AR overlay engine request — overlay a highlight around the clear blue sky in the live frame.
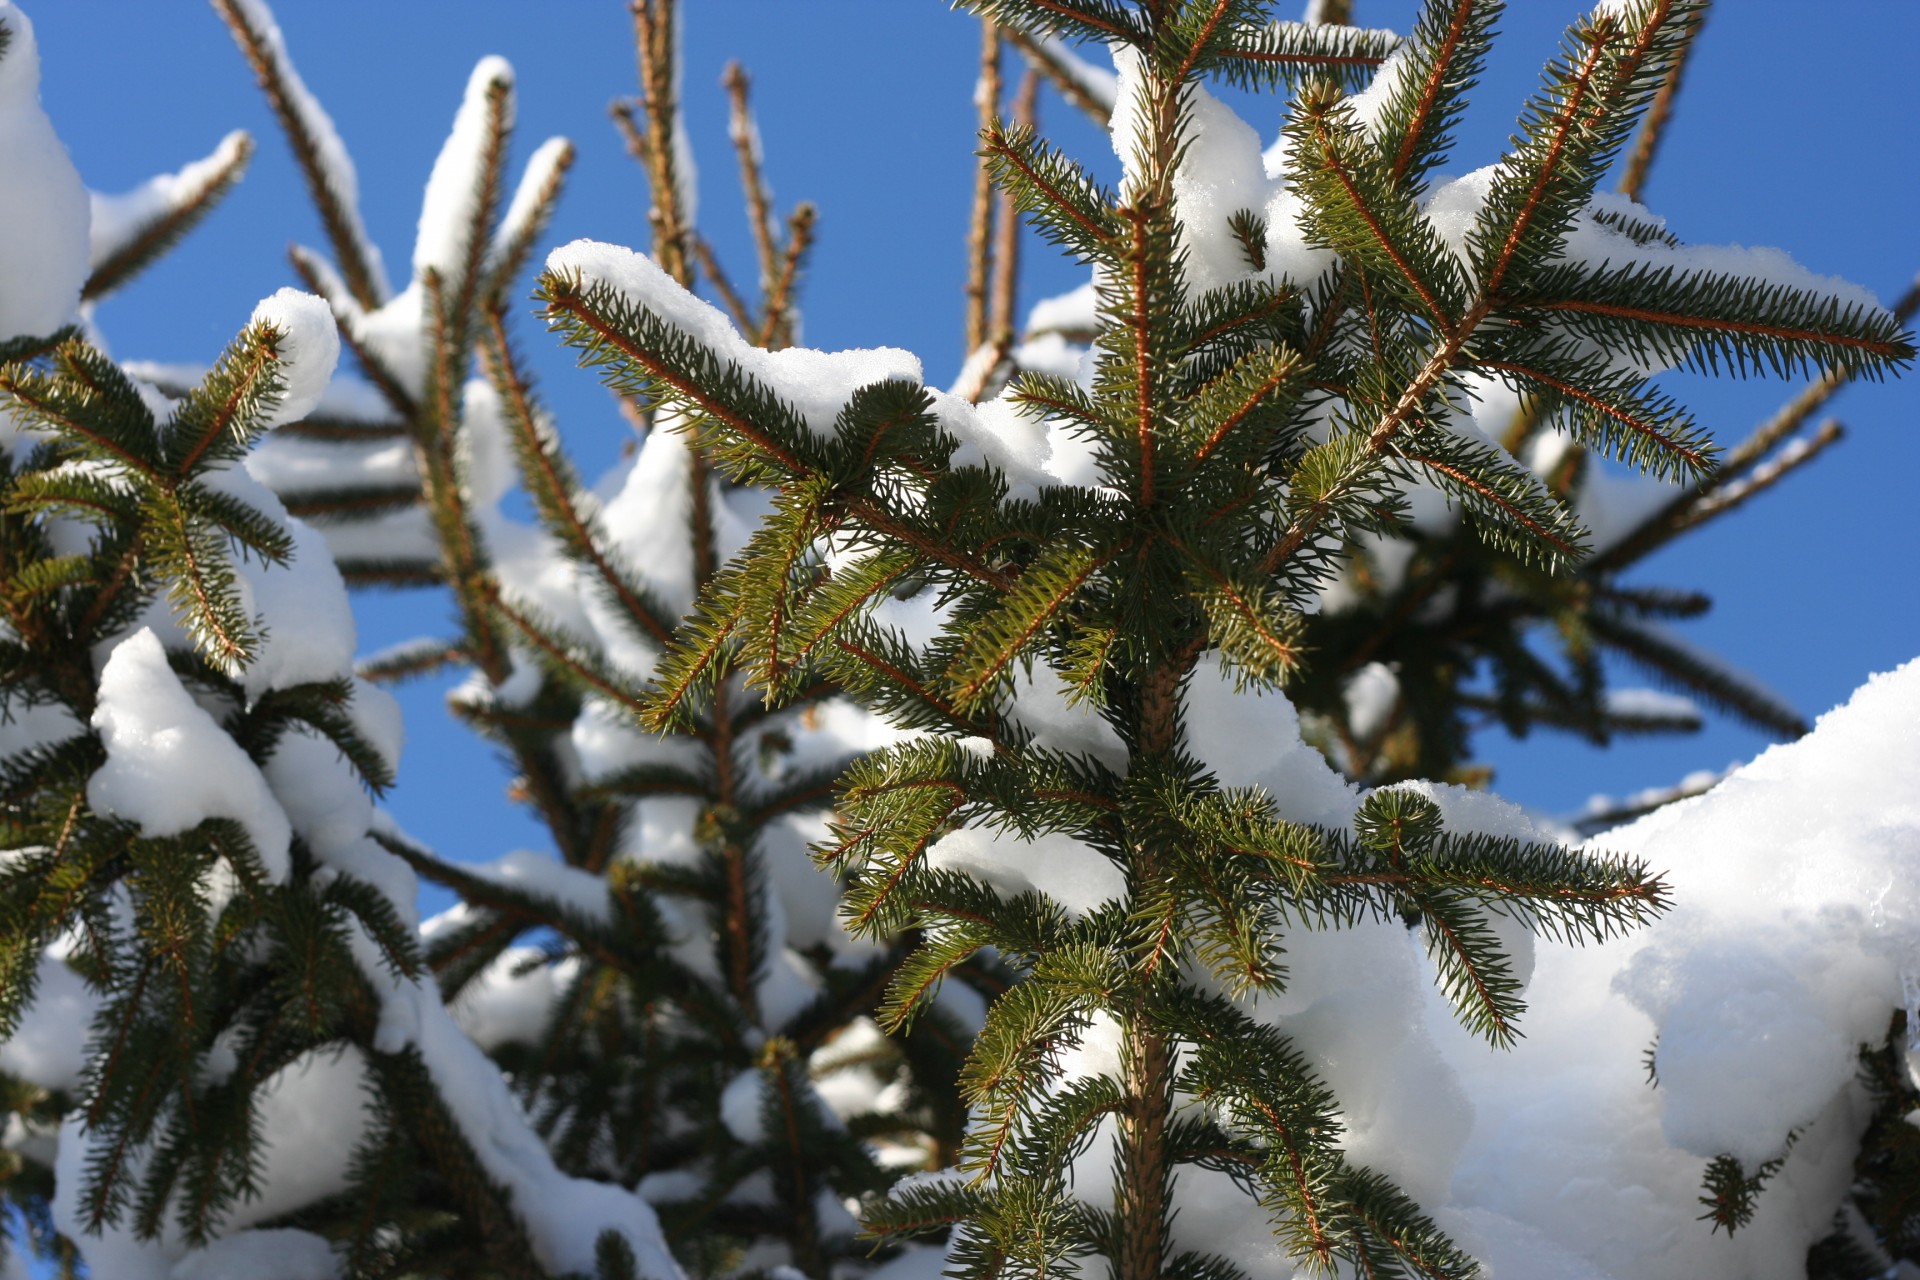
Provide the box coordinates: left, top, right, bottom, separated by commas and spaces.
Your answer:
24, 1, 1920, 899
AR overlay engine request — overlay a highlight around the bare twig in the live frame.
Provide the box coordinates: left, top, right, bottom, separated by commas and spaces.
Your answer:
965, 19, 1003, 356
1004, 29, 1114, 129
1616, 3, 1707, 203
724, 61, 782, 299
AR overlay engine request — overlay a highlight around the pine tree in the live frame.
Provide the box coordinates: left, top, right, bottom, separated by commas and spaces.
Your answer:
538, 0, 1911, 1276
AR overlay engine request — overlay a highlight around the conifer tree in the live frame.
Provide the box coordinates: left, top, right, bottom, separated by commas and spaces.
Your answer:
538, 0, 1912, 1275
1, 6, 682, 1275
200, 1, 970, 1274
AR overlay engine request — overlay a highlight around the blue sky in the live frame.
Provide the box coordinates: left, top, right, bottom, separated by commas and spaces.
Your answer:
22, 0, 1920, 900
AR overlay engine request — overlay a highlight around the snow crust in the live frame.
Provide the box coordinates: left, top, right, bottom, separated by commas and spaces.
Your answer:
0, 1, 89, 343
248, 288, 339, 429
224, 0, 389, 300
89, 130, 249, 273
88, 628, 293, 880
415, 56, 513, 280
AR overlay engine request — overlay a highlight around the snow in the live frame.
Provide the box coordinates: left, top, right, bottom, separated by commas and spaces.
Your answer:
1343, 660, 1400, 742
89, 130, 250, 272
248, 288, 341, 430
88, 628, 293, 881
1004, 662, 1127, 769
209, 461, 359, 698
367, 962, 683, 1278
720, 1067, 768, 1144
223, 0, 389, 301
925, 827, 1125, 920
1024, 280, 1096, 337
1027, 34, 1118, 115
453, 948, 573, 1051
0, 952, 95, 1092
489, 134, 572, 274
0, 1, 89, 343
1605, 686, 1701, 722
246, 433, 417, 497
464, 849, 614, 928
167, 1231, 341, 1280
416, 56, 514, 281
549, 241, 923, 440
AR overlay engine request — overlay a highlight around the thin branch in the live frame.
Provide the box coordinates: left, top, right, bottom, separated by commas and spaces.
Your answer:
1615, 2, 1706, 202
723, 60, 782, 299
966, 19, 1004, 357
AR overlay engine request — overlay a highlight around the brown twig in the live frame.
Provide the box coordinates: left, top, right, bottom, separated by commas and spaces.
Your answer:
724, 61, 782, 299
1616, 2, 1706, 203
965, 19, 1004, 357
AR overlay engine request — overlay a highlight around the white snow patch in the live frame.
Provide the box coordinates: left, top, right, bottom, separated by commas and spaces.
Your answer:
0, 2, 89, 343
88, 629, 292, 880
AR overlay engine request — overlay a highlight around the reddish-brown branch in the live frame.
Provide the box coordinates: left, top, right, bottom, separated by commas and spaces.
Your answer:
1478, 358, 1709, 471
1390, 0, 1479, 181
1517, 297, 1910, 358
1484, 31, 1609, 295
1305, 113, 1451, 330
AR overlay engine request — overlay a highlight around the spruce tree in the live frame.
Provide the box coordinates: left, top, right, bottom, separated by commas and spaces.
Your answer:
2, 1, 1916, 1278
199, 1, 964, 1274
538, 0, 1911, 1275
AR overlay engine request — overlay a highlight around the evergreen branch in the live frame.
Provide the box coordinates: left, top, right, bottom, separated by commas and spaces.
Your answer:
1511, 262, 1916, 379
1615, 0, 1704, 202
478, 308, 675, 646
1209, 21, 1394, 91
754, 203, 816, 350
967, 20, 1005, 359
690, 235, 755, 334
952, 0, 1144, 48
378, 835, 622, 966
156, 502, 257, 668
0, 361, 160, 480
1478, 349, 1714, 481
1382, 0, 1500, 184
1668, 418, 1842, 535
83, 132, 255, 303
1477, 14, 1612, 296
165, 323, 284, 477
484, 584, 649, 720
355, 636, 465, 684
279, 483, 422, 524
211, 0, 388, 309
337, 557, 443, 588
1189, 350, 1304, 463
1387, 431, 1586, 569
981, 122, 1122, 264
1005, 28, 1114, 128
1290, 87, 1467, 330
722, 61, 781, 307
286, 246, 416, 420
485, 138, 575, 305
990, 69, 1037, 362
1585, 612, 1805, 738
539, 277, 816, 476
1718, 271, 1920, 480
945, 542, 1118, 713
1586, 274, 1918, 571
631, 0, 695, 285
